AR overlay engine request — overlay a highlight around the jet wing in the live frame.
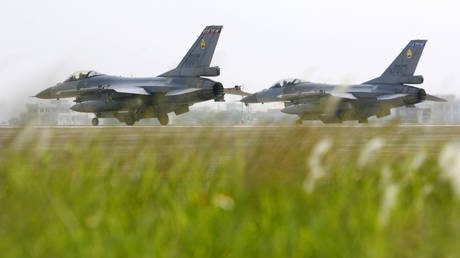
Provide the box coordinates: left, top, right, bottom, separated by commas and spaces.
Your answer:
165, 88, 202, 96
55, 86, 153, 97
78, 85, 210, 97
377, 93, 447, 102
279, 92, 357, 101
111, 86, 151, 95
377, 94, 408, 101
111, 85, 198, 96
279, 92, 322, 100
329, 92, 358, 100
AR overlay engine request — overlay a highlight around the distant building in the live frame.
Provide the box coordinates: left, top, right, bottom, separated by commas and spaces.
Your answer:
418, 95, 460, 124
390, 95, 460, 124
391, 107, 431, 123
9, 100, 91, 126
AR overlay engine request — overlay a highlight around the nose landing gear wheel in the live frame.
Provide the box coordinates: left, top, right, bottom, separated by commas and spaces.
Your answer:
158, 114, 169, 126
92, 118, 99, 126
358, 118, 369, 124
125, 116, 135, 126
125, 113, 136, 126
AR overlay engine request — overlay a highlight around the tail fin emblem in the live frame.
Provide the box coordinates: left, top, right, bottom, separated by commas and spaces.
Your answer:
200, 39, 207, 49
406, 49, 413, 59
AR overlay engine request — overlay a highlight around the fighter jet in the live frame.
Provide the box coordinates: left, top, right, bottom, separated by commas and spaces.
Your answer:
36, 25, 230, 126
242, 40, 446, 124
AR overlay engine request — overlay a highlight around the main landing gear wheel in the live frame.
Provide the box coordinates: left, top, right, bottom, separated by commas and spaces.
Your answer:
125, 115, 135, 126
358, 118, 369, 124
92, 118, 99, 126
295, 119, 303, 125
158, 114, 169, 126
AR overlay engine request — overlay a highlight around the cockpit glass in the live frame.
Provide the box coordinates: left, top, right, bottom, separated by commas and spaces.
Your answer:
269, 78, 303, 89
64, 70, 103, 82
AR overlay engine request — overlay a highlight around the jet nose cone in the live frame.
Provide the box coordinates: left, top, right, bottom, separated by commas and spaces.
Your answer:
241, 94, 258, 104
35, 88, 53, 99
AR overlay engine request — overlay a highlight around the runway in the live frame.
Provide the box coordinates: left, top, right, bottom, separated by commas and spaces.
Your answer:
4, 124, 460, 129
1, 125, 460, 155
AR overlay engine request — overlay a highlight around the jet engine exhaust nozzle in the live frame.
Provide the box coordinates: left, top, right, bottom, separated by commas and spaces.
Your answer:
213, 82, 224, 98
418, 89, 427, 102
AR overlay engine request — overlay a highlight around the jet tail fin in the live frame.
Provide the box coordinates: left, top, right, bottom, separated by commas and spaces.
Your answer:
161, 25, 223, 77
364, 40, 427, 85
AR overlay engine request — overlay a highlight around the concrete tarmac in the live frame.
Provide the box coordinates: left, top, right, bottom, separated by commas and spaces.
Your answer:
1, 125, 460, 154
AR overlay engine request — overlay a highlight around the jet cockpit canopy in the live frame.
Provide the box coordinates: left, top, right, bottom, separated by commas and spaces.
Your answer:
64, 71, 104, 82
270, 78, 303, 89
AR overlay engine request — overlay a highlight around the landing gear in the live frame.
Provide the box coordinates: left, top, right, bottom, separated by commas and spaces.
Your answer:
92, 118, 99, 126
125, 115, 135, 126
320, 115, 342, 124
358, 118, 369, 124
158, 114, 169, 126
295, 119, 303, 125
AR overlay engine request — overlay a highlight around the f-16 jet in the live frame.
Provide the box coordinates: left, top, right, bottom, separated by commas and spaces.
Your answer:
242, 40, 446, 124
36, 25, 230, 126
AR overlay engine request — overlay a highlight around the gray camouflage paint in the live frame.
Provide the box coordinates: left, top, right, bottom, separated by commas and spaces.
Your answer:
242, 40, 446, 123
36, 26, 225, 126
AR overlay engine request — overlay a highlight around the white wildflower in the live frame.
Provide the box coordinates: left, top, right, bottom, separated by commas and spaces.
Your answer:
410, 151, 427, 172
415, 184, 434, 211
212, 194, 234, 211
379, 182, 399, 227
359, 137, 385, 168
421, 184, 433, 197
381, 166, 392, 184
304, 138, 333, 193
378, 166, 399, 227
12, 125, 36, 150
439, 143, 460, 198
405, 151, 427, 181
35, 128, 52, 155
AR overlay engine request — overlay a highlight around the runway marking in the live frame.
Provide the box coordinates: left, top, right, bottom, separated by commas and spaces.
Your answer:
2, 124, 460, 129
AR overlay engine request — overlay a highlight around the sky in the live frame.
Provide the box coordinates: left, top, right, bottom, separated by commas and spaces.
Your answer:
1, 0, 460, 121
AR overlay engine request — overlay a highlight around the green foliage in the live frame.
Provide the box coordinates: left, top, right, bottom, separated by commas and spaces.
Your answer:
0, 127, 459, 258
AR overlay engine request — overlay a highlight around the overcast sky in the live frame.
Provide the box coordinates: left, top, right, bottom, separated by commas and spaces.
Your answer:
1, 0, 460, 121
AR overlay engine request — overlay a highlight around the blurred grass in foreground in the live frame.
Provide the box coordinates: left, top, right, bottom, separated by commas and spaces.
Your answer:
0, 126, 460, 258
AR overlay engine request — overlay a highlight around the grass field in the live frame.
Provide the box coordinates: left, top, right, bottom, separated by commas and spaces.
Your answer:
0, 126, 460, 257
